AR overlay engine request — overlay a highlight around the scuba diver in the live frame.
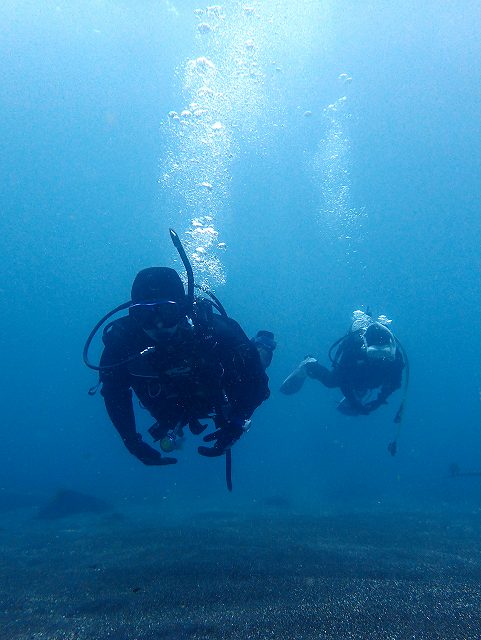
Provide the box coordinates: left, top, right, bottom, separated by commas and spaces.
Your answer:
280, 310, 408, 452
84, 229, 275, 487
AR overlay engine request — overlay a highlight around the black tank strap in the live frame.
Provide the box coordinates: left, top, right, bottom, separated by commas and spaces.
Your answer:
328, 334, 348, 366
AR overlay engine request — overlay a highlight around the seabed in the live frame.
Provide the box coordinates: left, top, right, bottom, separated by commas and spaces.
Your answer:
1, 505, 481, 639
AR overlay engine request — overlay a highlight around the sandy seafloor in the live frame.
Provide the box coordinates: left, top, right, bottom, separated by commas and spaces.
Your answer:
1, 500, 481, 640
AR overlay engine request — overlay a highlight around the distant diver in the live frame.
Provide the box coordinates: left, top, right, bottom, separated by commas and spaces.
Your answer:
449, 463, 481, 478
280, 309, 409, 454
84, 229, 275, 489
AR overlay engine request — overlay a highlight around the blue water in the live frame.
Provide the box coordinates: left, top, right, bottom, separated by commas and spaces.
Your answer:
1, 2, 481, 634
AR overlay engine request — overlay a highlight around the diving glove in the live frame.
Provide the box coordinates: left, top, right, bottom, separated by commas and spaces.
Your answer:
198, 419, 246, 457
127, 434, 177, 466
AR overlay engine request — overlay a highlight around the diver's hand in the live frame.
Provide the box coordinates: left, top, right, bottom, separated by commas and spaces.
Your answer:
126, 436, 177, 466
360, 402, 374, 414
337, 397, 365, 416
362, 399, 387, 414
198, 419, 245, 457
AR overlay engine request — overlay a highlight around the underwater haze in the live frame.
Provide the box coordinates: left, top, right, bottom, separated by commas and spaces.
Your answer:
1, 1, 481, 638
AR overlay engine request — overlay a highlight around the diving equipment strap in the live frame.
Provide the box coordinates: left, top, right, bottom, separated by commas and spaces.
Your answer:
169, 228, 194, 314
226, 449, 233, 492
388, 338, 410, 456
83, 301, 132, 371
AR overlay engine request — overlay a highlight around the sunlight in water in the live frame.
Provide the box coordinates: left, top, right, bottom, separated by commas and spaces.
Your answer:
161, 1, 332, 286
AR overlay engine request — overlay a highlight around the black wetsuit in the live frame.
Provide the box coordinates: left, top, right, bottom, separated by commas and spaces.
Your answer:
99, 311, 270, 462
306, 332, 404, 414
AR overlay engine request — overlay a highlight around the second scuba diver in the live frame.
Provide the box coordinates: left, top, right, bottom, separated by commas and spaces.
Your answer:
280, 310, 408, 420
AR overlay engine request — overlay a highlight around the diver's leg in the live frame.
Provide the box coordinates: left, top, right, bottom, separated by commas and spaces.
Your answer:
305, 361, 339, 388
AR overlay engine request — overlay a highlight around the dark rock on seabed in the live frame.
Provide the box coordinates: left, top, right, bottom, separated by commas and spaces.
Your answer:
36, 489, 110, 520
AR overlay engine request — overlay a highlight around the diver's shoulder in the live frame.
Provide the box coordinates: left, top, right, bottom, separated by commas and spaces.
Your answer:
211, 314, 249, 341
193, 311, 250, 347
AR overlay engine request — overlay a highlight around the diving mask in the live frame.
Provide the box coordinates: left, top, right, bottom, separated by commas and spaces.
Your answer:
129, 300, 184, 330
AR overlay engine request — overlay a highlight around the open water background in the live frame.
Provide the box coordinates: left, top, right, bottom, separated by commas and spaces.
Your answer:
1, 2, 481, 638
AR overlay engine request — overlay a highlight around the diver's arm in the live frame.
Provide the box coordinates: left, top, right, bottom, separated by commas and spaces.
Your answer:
362, 393, 388, 413
370, 356, 404, 408
216, 316, 270, 416
101, 383, 137, 448
100, 381, 176, 466
360, 367, 402, 414
341, 386, 370, 414
99, 339, 138, 448
225, 338, 270, 419
305, 360, 339, 388
100, 346, 176, 466
198, 319, 270, 457
369, 376, 401, 409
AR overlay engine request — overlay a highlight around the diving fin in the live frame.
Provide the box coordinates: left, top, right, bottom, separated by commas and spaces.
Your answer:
280, 357, 317, 395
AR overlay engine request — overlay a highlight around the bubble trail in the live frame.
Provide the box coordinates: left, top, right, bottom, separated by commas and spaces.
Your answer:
161, 3, 270, 287
313, 75, 366, 251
